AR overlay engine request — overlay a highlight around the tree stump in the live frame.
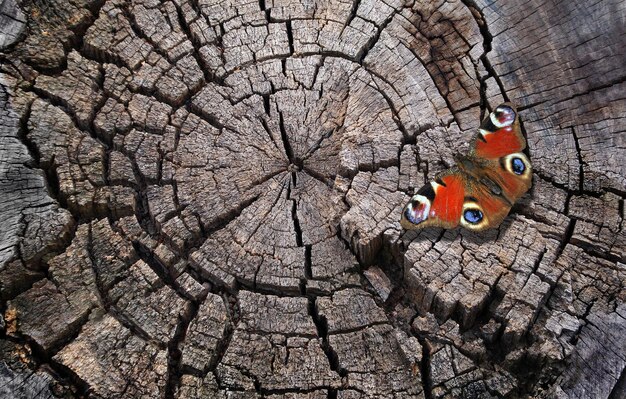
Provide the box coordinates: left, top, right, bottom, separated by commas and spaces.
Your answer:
1, 0, 624, 398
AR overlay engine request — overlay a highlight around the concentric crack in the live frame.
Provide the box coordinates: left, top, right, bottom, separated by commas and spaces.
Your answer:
1, 0, 624, 398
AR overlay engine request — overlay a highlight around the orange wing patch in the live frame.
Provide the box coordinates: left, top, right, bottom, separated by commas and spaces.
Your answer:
474, 126, 525, 159
401, 103, 532, 231
429, 175, 465, 225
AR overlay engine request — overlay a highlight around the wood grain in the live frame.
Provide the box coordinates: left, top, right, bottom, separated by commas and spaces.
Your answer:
0, 0, 624, 397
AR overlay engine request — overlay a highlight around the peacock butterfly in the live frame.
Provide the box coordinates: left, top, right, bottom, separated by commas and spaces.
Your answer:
401, 103, 532, 231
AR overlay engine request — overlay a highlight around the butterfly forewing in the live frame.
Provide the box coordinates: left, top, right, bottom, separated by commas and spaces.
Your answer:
401, 170, 466, 230
470, 103, 527, 159
401, 103, 532, 231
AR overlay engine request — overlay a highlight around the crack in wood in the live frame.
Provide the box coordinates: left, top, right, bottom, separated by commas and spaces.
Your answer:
2, 0, 624, 396
460, 0, 511, 113
308, 297, 348, 378
164, 300, 197, 399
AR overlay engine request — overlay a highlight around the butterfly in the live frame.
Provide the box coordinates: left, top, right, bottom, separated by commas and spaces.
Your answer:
401, 103, 532, 231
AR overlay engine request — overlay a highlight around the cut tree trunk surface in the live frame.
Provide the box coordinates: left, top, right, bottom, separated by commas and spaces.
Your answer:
0, 0, 624, 398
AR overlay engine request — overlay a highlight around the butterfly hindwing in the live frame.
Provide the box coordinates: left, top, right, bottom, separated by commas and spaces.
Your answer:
472, 103, 532, 205
401, 103, 533, 231
459, 178, 513, 230
481, 152, 533, 205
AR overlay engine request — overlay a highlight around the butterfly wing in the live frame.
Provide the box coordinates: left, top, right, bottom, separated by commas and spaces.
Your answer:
400, 169, 513, 231
401, 103, 532, 231
470, 102, 526, 158
401, 169, 466, 230
457, 176, 515, 230
470, 103, 533, 205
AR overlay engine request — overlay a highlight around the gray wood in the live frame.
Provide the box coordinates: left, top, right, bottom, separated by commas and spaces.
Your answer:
0, 0, 26, 50
0, 0, 624, 397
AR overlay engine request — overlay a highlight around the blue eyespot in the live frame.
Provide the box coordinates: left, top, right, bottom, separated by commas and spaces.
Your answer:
464, 209, 483, 224
512, 157, 525, 175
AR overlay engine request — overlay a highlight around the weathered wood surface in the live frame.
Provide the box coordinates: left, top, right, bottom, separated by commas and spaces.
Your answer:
0, 0, 624, 398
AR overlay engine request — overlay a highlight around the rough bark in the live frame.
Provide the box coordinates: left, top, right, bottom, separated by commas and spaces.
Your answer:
0, 0, 624, 398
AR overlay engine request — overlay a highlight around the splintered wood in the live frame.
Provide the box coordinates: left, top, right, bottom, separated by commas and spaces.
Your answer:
0, 0, 624, 397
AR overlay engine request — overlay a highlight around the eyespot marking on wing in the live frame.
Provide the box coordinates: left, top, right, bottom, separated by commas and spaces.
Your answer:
401, 102, 531, 231
464, 208, 483, 224
512, 158, 525, 175
459, 201, 490, 230
403, 194, 431, 226
502, 152, 532, 180
490, 105, 516, 128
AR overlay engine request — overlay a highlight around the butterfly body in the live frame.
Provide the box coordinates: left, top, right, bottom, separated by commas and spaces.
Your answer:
401, 104, 532, 231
